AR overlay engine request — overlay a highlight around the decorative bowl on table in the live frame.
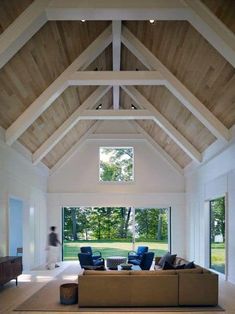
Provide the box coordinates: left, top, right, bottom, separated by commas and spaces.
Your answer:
120, 263, 132, 270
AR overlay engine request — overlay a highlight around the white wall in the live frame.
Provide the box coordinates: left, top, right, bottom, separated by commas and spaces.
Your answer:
185, 140, 235, 284
0, 137, 48, 270
48, 139, 184, 194
48, 126, 186, 257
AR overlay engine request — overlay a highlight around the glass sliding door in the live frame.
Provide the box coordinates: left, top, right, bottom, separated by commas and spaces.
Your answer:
135, 208, 170, 256
209, 197, 226, 274
63, 207, 133, 260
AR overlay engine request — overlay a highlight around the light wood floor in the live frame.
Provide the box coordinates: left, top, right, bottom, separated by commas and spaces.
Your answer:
0, 261, 235, 314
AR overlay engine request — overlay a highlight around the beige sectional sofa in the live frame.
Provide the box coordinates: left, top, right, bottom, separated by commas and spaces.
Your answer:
155, 256, 218, 306
78, 260, 218, 307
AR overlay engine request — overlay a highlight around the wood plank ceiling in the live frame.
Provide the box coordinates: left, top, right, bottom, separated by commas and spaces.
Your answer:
0, 0, 234, 171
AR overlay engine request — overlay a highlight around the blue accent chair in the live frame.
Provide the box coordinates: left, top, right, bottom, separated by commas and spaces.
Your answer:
80, 246, 102, 261
129, 252, 154, 270
78, 253, 105, 268
128, 246, 148, 263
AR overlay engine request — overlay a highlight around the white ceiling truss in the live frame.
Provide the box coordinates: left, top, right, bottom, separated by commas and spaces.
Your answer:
50, 121, 103, 175
131, 121, 184, 175
5, 25, 113, 145
121, 26, 231, 142
0, 0, 234, 174
1, 0, 235, 70
32, 86, 112, 165
112, 21, 122, 110
122, 86, 202, 163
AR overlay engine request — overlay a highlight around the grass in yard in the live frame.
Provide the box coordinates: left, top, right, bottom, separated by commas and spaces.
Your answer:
211, 242, 225, 274
63, 240, 168, 260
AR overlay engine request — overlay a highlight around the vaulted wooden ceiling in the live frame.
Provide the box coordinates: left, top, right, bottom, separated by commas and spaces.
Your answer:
0, 0, 234, 174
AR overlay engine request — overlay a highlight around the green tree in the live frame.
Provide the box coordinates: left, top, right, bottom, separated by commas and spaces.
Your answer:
100, 148, 133, 181
210, 197, 225, 242
135, 208, 168, 241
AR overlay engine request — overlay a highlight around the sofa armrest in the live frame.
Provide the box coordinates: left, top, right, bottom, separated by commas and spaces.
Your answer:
179, 273, 218, 306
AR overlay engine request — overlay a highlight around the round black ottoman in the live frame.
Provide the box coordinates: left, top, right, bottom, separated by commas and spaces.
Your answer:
60, 283, 78, 305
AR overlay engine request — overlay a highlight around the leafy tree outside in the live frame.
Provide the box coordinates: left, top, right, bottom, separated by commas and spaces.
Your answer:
63, 207, 169, 260
99, 147, 134, 182
210, 197, 226, 274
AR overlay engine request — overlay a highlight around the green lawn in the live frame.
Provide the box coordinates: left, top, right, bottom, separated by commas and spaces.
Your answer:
63, 240, 168, 260
211, 242, 225, 274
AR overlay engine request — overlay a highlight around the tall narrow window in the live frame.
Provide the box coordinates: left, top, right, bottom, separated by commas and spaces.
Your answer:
99, 147, 134, 182
209, 197, 226, 274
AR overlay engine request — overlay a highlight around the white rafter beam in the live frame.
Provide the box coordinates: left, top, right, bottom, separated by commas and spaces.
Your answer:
78, 109, 152, 120
113, 86, 120, 109
87, 133, 145, 140
46, 0, 188, 21
123, 85, 202, 163
50, 121, 102, 175
33, 86, 111, 165
184, 0, 235, 69
68, 71, 165, 85
131, 121, 183, 175
122, 26, 230, 142
112, 21, 122, 110
5, 25, 112, 146
0, 0, 50, 69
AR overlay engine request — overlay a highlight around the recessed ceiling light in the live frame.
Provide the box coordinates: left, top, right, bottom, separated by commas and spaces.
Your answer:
81, 20, 86, 23
96, 104, 102, 110
149, 19, 155, 24
131, 104, 137, 110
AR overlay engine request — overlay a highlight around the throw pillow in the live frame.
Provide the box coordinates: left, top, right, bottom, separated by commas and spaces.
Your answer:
162, 260, 175, 270
175, 264, 186, 269
159, 252, 177, 267
184, 261, 195, 269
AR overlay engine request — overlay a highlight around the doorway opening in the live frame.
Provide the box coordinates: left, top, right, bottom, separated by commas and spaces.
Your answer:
9, 197, 23, 256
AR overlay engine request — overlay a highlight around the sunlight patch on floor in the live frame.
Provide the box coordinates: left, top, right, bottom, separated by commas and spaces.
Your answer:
35, 275, 55, 282
18, 274, 32, 282
62, 275, 78, 280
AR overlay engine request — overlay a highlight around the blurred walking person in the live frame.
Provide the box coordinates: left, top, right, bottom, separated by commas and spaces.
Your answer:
46, 226, 61, 269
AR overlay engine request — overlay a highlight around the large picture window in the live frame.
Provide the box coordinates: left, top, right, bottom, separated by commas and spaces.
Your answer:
209, 197, 226, 274
99, 147, 134, 182
62, 207, 170, 260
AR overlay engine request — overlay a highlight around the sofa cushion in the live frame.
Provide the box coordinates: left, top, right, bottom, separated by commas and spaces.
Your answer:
184, 261, 195, 269
175, 257, 187, 265
162, 261, 175, 270
175, 267, 203, 274
175, 264, 186, 269
158, 252, 177, 267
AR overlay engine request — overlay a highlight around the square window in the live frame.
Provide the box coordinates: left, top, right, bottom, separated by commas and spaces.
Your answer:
99, 147, 134, 182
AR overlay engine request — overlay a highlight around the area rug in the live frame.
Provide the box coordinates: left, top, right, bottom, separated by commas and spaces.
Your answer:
15, 264, 224, 312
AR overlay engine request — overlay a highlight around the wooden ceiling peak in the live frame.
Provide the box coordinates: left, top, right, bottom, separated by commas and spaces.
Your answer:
0, 1, 234, 173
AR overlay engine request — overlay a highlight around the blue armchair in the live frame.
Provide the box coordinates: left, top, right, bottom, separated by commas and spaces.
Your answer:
129, 252, 154, 270
78, 253, 105, 268
80, 246, 102, 261
128, 246, 148, 263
